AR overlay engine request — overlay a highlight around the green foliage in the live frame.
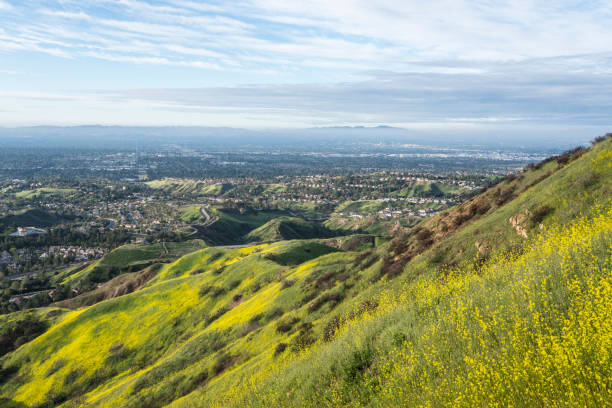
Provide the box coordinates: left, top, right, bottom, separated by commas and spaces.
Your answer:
246, 217, 338, 242
0, 139, 609, 408
0, 208, 68, 229
0, 313, 47, 358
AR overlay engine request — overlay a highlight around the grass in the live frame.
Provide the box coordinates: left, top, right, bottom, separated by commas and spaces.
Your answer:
195, 209, 291, 245
14, 188, 77, 200
209, 205, 611, 407
61, 240, 206, 287
146, 179, 235, 197
179, 206, 205, 223
0, 139, 610, 408
0, 208, 69, 229
391, 182, 465, 198
245, 217, 338, 242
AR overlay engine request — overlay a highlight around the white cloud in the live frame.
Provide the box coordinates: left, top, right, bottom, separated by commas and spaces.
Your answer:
1, 1, 611, 129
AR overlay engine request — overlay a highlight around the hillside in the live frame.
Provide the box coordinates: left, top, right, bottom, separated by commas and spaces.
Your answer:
0, 138, 610, 407
245, 217, 337, 242
193, 209, 293, 245
146, 179, 235, 197
55, 240, 206, 289
0, 209, 70, 230
14, 189, 77, 200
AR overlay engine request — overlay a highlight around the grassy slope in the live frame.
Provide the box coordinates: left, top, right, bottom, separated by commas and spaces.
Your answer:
180, 139, 612, 407
391, 181, 464, 197
179, 206, 204, 223
0, 240, 346, 407
14, 188, 77, 200
196, 209, 289, 245
60, 240, 206, 287
0, 209, 68, 229
245, 217, 337, 242
146, 179, 234, 197
0, 139, 610, 408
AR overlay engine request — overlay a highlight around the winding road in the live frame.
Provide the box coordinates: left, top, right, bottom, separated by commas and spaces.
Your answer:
199, 206, 218, 227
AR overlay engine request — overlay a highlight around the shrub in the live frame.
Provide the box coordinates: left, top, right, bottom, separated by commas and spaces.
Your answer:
323, 315, 343, 342
469, 201, 490, 216
0, 365, 18, 386
108, 342, 124, 353
208, 251, 223, 262
281, 279, 295, 289
199, 285, 225, 298
379, 253, 411, 279
206, 306, 229, 324
347, 299, 379, 320
341, 346, 374, 384
360, 253, 380, 270
290, 322, 316, 352
531, 205, 553, 224
0, 313, 48, 357
591, 133, 611, 145
308, 291, 344, 313
211, 266, 225, 275
276, 316, 299, 333
416, 228, 432, 242
274, 343, 288, 356
556, 146, 585, 166
495, 186, 516, 206
352, 251, 371, 267
392, 331, 407, 347
63, 367, 83, 386
574, 170, 599, 189
105, 343, 131, 365
46, 358, 67, 377
312, 271, 338, 290
266, 307, 284, 320
212, 352, 236, 376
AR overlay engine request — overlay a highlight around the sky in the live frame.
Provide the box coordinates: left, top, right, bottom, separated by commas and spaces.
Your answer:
0, 0, 611, 136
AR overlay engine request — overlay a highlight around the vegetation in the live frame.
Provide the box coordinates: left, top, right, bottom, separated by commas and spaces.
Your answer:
0, 138, 609, 407
245, 217, 338, 242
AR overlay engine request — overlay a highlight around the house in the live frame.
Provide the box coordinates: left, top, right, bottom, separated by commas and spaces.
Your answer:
9, 227, 47, 237
0, 250, 12, 263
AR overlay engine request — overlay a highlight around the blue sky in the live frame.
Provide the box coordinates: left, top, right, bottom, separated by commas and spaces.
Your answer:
0, 0, 611, 135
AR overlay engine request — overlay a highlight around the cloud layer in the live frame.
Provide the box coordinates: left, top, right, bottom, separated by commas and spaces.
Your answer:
0, 0, 611, 132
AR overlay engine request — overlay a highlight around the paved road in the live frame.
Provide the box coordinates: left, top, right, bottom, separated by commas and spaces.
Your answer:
187, 206, 218, 237
200, 206, 211, 224
214, 243, 258, 250
6, 265, 71, 281
199, 206, 219, 227
9, 289, 52, 303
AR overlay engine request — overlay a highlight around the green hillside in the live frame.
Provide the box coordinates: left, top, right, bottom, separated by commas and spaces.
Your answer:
0, 139, 610, 407
0, 209, 69, 230
179, 206, 205, 223
15, 188, 77, 200
194, 209, 290, 245
391, 181, 465, 197
245, 217, 338, 242
146, 179, 234, 197
58, 240, 206, 288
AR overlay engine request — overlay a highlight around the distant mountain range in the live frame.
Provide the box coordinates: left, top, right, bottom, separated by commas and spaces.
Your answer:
0, 125, 595, 152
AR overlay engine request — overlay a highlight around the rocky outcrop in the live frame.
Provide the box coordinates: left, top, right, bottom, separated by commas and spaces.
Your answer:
509, 210, 530, 238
